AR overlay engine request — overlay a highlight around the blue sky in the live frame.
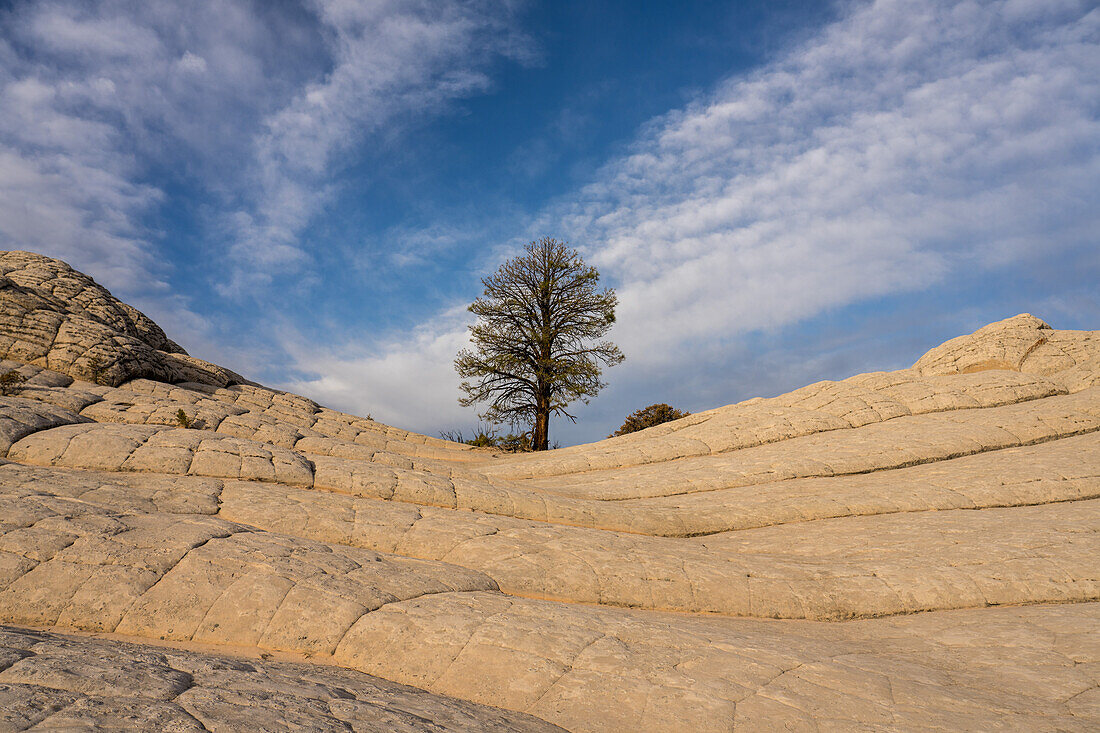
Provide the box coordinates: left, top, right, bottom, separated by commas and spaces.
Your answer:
1, 0, 1097, 445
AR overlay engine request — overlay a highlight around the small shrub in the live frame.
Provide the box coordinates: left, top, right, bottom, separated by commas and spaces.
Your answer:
439, 424, 534, 452
441, 422, 500, 448
467, 431, 498, 448
0, 369, 26, 396
610, 403, 690, 437
175, 408, 193, 429
498, 432, 533, 453
85, 356, 108, 385
467, 422, 501, 447
439, 428, 466, 443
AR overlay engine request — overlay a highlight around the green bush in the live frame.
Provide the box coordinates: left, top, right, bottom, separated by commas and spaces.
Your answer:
610, 403, 689, 437
497, 432, 533, 452
439, 425, 536, 452
467, 430, 498, 448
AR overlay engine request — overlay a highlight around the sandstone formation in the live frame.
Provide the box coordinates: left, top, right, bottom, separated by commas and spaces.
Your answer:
0, 251, 1096, 731
0, 625, 564, 731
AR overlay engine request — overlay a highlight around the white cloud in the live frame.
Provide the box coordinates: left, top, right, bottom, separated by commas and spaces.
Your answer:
0, 0, 311, 296
175, 51, 207, 74
291, 0, 1100, 444
281, 305, 476, 433
224, 0, 529, 291
0, 0, 525, 340
552, 0, 1099, 364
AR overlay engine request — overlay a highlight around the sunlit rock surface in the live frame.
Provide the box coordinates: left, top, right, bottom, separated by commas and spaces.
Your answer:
0, 251, 1096, 731
0, 625, 563, 732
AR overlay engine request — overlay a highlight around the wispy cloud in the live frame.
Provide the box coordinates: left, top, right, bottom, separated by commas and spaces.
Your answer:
281, 305, 474, 433
556, 0, 1099, 364
290, 0, 1099, 443
225, 0, 530, 291
0, 0, 526, 309
0, 0, 321, 295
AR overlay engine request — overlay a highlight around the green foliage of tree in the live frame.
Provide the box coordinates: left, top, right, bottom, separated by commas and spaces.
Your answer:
610, 403, 690, 437
455, 237, 624, 451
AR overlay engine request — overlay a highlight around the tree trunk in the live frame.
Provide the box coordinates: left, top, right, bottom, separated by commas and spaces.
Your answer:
533, 394, 550, 451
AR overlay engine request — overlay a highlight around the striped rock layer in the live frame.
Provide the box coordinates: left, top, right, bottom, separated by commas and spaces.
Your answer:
0, 251, 1097, 732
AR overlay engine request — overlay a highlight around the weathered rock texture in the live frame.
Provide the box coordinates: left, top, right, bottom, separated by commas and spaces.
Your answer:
0, 625, 563, 731
0, 251, 250, 388
0, 251, 1097, 731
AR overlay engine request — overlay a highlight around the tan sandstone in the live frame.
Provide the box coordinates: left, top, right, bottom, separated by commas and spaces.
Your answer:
0, 251, 1096, 732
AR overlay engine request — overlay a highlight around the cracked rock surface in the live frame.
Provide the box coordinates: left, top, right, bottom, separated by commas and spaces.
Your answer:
0, 625, 564, 732
0, 251, 1097, 732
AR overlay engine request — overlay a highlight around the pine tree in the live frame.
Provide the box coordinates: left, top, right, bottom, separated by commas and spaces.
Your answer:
455, 237, 624, 450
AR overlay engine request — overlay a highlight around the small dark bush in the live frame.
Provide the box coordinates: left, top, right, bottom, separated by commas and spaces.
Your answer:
467, 430, 498, 448
610, 403, 690, 437
439, 425, 535, 452
0, 369, 26, 396
176, 408, 194, 429
85, 356, 108, 385
497, 432, 533, 453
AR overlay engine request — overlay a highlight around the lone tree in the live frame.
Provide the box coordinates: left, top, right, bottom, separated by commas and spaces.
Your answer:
455, 237, 624, 451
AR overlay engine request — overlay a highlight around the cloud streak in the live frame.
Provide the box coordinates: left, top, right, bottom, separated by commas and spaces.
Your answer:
0, 0, 526, 305
0, 0, 320, 295
226, 0, 530, 290
557, 0, 1099, 363
290, 0, 1100, 442
281, 305, 475, 433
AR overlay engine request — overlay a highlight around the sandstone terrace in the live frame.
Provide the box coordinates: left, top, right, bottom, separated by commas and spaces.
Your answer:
0, 250, 1096, 731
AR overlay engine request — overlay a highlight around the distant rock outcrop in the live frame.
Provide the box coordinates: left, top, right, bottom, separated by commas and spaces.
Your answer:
0, 250, 251, 388
914, 313, 1100, 388
0, 250, 1096, 732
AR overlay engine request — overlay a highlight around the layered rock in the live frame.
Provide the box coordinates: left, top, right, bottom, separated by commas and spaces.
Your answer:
0, 625, 563, 732
0, 251, 1096, 732
0, 251, 249, 387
